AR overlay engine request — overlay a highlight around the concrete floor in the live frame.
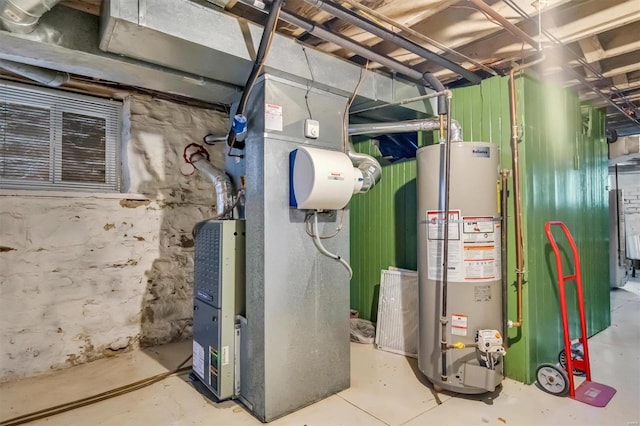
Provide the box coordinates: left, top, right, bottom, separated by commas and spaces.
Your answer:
1, 279, 639, 426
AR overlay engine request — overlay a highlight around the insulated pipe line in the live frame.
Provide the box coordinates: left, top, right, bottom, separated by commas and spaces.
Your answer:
295, 0, 451, 114
227, 0, 283, 151
233, 1, 450, 115
337, 0, 499, 77
279, 10, 445, 106
300, 0, 482, 86
440, 93, 454, 381
348, 117, 463, 142
467, 0, 539, 50
0, 59, 69, 87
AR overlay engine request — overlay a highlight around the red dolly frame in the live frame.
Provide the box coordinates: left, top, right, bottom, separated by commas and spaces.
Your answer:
543, 221, 616, 406
544, 221, 591, 396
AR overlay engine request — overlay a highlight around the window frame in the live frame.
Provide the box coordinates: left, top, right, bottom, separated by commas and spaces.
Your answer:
0, 79, 122, 192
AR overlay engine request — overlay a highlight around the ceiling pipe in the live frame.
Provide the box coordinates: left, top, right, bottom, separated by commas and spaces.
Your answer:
0, 58, 69, 86
348, 117, 463, 142
280, 10, 448, 114
497, 0, 640, 128
233, 0, 449, 114
0, 0, 63, 33
337, 0, 498, 77
300, 0, 482, 85
467, 0, 538, 49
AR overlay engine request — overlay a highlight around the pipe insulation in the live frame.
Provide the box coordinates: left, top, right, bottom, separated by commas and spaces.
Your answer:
0, 59, 69, 86
300, 0, 481, 85
190, 154, 235, 218
0, 0, 63, 33
348, 118, 463, 141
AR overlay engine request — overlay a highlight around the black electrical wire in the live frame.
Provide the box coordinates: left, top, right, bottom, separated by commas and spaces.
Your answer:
227, 0, 284, 154
0, 355, 192, 426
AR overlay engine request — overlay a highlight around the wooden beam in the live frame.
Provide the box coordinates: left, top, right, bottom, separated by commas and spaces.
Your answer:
416, 0, 640, 77
601, 51, 640, 79
578, 36, 606, 63
612, 74, 629, 87
61, 0, 102, 16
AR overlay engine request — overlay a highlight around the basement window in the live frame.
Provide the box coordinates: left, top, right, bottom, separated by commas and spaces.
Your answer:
0, 80, 122, 192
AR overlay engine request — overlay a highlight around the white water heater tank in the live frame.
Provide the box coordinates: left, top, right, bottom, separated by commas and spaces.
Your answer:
290, 146, 363, 210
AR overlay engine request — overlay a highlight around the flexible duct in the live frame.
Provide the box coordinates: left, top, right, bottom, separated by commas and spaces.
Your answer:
346, 141, 381, 194
0, 59, 69, 86
0, 0, 63, 33
190, 154, 235, 218
348, 118, 463, 142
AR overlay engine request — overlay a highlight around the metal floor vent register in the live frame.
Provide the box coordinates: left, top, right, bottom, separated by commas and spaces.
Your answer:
375, 268, 418, 357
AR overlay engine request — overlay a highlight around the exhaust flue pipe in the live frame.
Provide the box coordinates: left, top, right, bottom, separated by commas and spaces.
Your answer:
348, 118, 463, 142
184, 144, 235, 219
0, 0, 63, 33
0, 59, 69, 86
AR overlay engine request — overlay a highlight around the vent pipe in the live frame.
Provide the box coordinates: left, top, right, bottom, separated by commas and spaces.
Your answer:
346, 142, 381, 193
183, 144, 236, 219
0, 0, 63, 33
348, 117, 463, 142
0, 59, 69, 86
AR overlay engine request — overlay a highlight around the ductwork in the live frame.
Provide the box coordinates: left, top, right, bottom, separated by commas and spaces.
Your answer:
0, 59, 69, 86
191, 155, 236, 218
183, 144, 236, 218
0, 0, 63, 33
349, 118, 463, 142
347, 142, 381, 193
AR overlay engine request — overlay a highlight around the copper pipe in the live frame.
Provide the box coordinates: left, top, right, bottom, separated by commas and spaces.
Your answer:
468, 0, 539, 50
439, 114, 445, 140
508, 56, 545, 328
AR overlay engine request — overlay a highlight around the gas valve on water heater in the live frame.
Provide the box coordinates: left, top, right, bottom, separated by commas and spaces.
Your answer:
289, 146, 365, 210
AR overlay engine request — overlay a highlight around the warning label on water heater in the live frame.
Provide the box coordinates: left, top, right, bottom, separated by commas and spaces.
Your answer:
451, 314, 468, 336
426, 210, 463, 281
462, 217, 501, 282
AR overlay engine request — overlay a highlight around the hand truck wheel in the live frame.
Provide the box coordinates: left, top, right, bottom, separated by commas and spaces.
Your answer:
536, 363, 569, 396
558, 349, 586, 377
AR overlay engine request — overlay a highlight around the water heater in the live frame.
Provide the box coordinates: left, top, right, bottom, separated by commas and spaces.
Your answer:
417, 142, 504, 394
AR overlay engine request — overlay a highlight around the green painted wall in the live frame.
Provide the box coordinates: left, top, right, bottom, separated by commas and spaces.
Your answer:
349, 75, 610, 383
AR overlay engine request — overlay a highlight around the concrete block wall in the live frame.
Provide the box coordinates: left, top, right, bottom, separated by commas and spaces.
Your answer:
0, 94, 228, 382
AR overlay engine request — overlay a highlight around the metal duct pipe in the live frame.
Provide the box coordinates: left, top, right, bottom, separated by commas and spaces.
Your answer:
282, 12, 436, 88
300, 0, 481, 85
0, 0, 63, 33
0, 59, 69, 86
191, 155, 235, 218
348, 117, 463, 142
347, 141, 381, 193
235, 1, 449, 115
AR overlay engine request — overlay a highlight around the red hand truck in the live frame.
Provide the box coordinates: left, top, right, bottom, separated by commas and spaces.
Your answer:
535, 221, 616, 407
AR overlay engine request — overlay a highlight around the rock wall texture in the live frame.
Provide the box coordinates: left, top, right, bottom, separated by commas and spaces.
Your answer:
0, 94, 228, 382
